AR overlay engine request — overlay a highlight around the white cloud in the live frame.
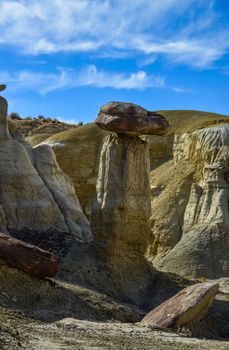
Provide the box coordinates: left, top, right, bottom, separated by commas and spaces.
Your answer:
0, 0, 228, 68
0, 65, 165, 93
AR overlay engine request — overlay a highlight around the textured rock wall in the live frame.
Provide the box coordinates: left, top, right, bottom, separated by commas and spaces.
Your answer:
0, 94, 91, 242
149, 125, 229, 278
92, 133, 151, 264
33, 145, 92, 241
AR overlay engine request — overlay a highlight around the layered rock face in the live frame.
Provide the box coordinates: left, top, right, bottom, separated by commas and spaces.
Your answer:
0, 87, 91, 242
33, 145, 91, 241
149, 125, 229, 278
38, 123, 107, 217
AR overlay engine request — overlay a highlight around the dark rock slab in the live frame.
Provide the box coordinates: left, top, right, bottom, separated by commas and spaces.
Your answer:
141, 282, 219, 328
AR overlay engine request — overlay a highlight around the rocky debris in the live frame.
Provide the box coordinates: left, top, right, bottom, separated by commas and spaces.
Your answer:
142, 282, 219, 328
150, 125, 229, 278
92, 102, 170, 303
0, 232, 59, 277
8, 228, 77, 257
96, 101, 170, 136
0, 264, 143, 324
38, 123, 107, 218
0, 85, 91, 242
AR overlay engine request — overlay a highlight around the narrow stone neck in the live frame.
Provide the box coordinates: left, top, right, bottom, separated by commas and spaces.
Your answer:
108, 132, 147, 145
0, 96, 10, 140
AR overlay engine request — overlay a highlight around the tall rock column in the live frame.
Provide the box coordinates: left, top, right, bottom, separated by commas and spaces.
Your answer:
0, 85, 10, 140
93, 133, 151, 268
91, 102, 170, 302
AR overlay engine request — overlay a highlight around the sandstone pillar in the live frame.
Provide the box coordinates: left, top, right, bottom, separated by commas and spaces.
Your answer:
92, 133, 151, 270
0, 85, 10, 140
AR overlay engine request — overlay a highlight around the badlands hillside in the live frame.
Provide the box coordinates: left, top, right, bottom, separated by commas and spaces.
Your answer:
1, 91, 228, 350
25, 110, 229, 214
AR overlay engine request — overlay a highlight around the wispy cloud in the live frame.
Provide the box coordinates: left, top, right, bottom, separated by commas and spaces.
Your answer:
0, 0, 228, 68
0, 65, 165, 93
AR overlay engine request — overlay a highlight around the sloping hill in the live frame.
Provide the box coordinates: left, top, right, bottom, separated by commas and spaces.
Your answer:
158, 110, 228, 134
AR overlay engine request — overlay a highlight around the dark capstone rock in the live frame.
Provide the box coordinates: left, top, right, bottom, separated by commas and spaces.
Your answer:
95, 102, 170, 136
100, 101, 148, 117
0, 84, 6, 92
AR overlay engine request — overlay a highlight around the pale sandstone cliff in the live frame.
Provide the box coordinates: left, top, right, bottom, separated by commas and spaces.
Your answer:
0, 90, 91, 242
37, 124, 107, 217
148, 125, 229, 278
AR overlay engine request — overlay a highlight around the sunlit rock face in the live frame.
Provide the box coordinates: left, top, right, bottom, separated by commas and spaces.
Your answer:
149, 125, 229, 278
0, 87, 91, 242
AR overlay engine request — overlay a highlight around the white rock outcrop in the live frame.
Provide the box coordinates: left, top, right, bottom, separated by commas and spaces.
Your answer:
150, 125, 229, 278
0, 88, 91, 242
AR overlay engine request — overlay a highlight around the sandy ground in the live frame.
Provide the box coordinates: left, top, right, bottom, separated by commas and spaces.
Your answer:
1, 307, 229, 350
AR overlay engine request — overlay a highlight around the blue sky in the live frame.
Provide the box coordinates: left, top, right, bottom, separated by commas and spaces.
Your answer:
0, 0, 228, 123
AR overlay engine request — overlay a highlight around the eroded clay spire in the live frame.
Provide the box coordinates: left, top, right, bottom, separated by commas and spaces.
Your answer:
0, 84, 10, 140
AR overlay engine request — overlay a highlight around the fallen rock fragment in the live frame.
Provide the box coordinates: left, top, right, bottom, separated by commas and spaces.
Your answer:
142, 282, 219, 328
0, 232, 59, 278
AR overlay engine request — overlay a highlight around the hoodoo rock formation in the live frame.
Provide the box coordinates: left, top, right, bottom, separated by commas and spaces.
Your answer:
91, 102, 170, 302
0, 86, 91, 242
